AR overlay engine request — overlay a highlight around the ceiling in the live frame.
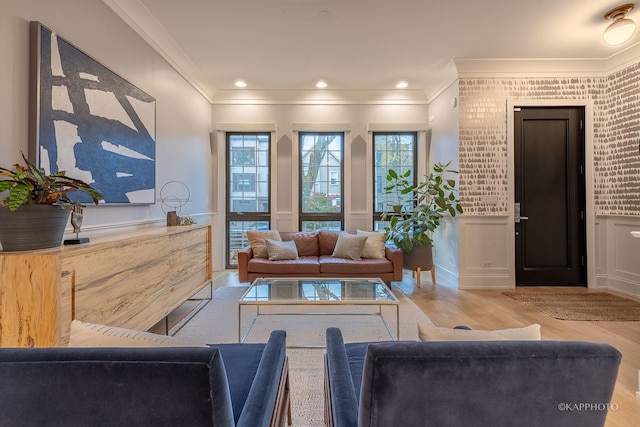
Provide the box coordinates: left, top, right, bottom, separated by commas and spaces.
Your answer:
108, 0, 640, 101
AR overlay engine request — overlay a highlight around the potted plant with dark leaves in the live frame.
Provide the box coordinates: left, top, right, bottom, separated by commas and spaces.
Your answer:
381, 161, 463, 277
383, 168, 414, 213
0, 154, 103, 251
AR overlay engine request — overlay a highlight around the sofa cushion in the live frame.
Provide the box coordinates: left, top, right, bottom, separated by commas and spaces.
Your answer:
345, 342, 370, 402
248, 256, 321, 275
0, 346, 234, 427
332, 234, 368, 260
356, 339, 620, 427
68, 320, 206, 347
265, 239, 298, 260
357, 230, 386, 259
247, 230, 282, 258
320, 256, 393, 275
319, 230, 343, 255
216, 343, 266, 424
280, 231, 319, 256
418, 323, 541, 341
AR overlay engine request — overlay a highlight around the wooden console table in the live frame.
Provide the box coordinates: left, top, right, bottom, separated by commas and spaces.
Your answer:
0, 224, 211, 347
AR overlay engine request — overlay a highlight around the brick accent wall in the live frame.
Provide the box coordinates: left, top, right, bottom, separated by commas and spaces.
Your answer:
459, 64, 640, 216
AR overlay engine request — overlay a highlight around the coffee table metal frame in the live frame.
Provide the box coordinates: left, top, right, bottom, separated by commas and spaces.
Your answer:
238, 277, 399, 346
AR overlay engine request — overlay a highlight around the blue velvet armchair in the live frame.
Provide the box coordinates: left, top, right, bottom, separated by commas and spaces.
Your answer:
0, 330, 290, 427
324, 327, 621, 427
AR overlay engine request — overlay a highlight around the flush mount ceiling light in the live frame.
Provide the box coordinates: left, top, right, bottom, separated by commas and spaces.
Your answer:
396, 81, 409, 89
315, 80, 328, 89
603, 3, 636, 45
234, 80, 247, 88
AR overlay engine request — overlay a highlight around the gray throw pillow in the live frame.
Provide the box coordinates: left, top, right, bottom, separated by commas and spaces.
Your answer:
246, 230, 281, 258
265, 239, 299, 260
331, 234, 368, 260
357, 229, 386, 258
418, 323, 541, 341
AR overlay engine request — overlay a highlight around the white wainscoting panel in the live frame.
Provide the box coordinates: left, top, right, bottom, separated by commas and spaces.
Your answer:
594, 219, 609, 289
603, 216, 640, 299
275, 213, 296, 232
457, 215, 640, 296
458, 216, 514, 289
348, 212, 372, 232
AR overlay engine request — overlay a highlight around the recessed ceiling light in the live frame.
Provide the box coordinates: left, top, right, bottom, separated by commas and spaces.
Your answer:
234, 80, 247, 88
316, 80, 328, 89
396, 81, 409, 89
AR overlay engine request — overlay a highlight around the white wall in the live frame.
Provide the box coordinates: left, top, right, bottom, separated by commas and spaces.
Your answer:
426, 81, 461, 286
211, 100, 429, 265
0, 0, 212, 234
596, 216, 640, 299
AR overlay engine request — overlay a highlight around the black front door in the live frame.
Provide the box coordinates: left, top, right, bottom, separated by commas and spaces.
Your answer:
514, 107, 586, 286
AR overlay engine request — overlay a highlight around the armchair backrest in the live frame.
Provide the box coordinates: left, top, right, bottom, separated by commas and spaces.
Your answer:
0, 346, 234, 427
358, 340, 621, 427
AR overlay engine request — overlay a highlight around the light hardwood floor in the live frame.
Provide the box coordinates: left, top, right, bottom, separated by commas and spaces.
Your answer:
397, 276, 640, 427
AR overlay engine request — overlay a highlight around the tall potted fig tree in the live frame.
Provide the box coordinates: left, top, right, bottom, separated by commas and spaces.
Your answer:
381, 161, 462, 273
0, 154, 103, 251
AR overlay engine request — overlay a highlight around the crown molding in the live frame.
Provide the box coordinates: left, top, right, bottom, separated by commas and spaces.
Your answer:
455, 58, 608, 78
105, 0, 640, 105
213, 123, 277, 132
102, 0, 215, 103
210, 89, 429, 105
455, 43, 640, 79
367, 123, 429, 132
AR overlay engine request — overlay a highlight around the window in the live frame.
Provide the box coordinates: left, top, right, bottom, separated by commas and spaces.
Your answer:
299, 132, 343, 231
232, 173, 256, 192
330, 171, 338, 185
226, 133, 270, 267
231, 147, 256, 166
372, 132, 417, 231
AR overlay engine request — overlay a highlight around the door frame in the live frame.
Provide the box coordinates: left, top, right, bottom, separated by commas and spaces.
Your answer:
506, 99, 596, 288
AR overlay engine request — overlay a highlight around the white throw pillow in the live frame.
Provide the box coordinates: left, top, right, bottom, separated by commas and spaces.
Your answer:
331, 234, 368, 260
265, 239, 299, 260
418, 323, 541, 341
357, 230, 386, 258
246, 230, 281, 258
68, 320, 207, 347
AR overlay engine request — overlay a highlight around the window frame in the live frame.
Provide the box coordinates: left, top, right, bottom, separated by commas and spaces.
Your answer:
372, 131, 418, 229
226, 132, 271, 268
298, 131, 344, 231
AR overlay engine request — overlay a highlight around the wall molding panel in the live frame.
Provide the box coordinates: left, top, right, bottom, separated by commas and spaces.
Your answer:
603, 216, 640, 299
458, 216, 514, 289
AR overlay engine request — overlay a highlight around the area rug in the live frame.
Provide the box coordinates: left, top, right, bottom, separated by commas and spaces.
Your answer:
174, 284, 433, 427
502, 291, 640, 321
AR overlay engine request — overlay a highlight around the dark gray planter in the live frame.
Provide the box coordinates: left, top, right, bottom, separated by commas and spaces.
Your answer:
403, 243, 434, 271
0, 205, 70, 251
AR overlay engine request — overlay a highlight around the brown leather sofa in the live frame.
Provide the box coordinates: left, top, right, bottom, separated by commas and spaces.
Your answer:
238, 230, 403, 285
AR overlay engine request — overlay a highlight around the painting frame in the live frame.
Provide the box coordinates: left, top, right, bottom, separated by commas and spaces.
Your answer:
29, 21, 156, 205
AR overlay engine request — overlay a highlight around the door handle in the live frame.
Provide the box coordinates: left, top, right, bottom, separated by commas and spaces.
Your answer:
514, 203, 528, 223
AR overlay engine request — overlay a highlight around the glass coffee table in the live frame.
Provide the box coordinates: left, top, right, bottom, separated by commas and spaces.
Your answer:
238, 278, 399, 345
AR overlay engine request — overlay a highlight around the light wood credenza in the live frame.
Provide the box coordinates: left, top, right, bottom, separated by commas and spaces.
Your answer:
0, 224, 212, 347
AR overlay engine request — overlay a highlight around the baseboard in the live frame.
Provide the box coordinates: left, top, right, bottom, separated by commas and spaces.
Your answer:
605, 276, 640, 300
434, 264, 458, 287
458, 274, 515, 289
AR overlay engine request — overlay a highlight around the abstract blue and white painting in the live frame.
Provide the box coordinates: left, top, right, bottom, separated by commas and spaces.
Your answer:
32, 22, 156, 204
